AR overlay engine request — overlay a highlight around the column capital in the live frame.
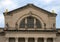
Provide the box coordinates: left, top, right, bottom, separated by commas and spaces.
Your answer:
25, 37, 28, 39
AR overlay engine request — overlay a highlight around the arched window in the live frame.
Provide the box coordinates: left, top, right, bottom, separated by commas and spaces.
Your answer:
20, 19, 25, 28
19, 16, 42, 28
27, 16, 34, 28
36, 19, 42, 28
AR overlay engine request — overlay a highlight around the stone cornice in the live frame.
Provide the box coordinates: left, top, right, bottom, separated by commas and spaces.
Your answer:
3, 4, 57, 16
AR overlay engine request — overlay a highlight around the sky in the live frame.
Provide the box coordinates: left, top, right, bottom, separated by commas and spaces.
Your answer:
0, 0, 60, 28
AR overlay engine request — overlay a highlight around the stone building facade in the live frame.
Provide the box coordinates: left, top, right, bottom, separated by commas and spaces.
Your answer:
0, 4, 60, 42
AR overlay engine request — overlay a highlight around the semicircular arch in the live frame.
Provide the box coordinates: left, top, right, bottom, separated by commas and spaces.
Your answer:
17, 13, 44, 28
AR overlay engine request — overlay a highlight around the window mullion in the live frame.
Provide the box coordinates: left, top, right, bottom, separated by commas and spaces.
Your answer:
34, 18, 36, 28
25, 18, 27, 28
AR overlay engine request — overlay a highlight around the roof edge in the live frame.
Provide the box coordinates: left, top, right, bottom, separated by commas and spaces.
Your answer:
3, 4, 57, 16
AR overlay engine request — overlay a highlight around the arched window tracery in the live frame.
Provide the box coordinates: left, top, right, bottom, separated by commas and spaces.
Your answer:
19, 16, 42, 28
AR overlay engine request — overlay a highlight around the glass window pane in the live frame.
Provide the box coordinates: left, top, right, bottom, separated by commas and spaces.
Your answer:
27, 16, 34, 28
47, 38, 53, 42
38, 38, 44, 42
36, 19, 41, 28
20, 19, 25, 28
9, 38, 15, 42
18, 38, 25, 42
19, 16, 42, 28
28, 38, 35, 42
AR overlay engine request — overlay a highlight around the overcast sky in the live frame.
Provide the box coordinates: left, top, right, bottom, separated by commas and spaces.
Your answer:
0, 0, 60, 28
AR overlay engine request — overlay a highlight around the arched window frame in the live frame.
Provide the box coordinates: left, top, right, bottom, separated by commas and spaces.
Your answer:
19, 16, 42, 28
17, 14, 44, 29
